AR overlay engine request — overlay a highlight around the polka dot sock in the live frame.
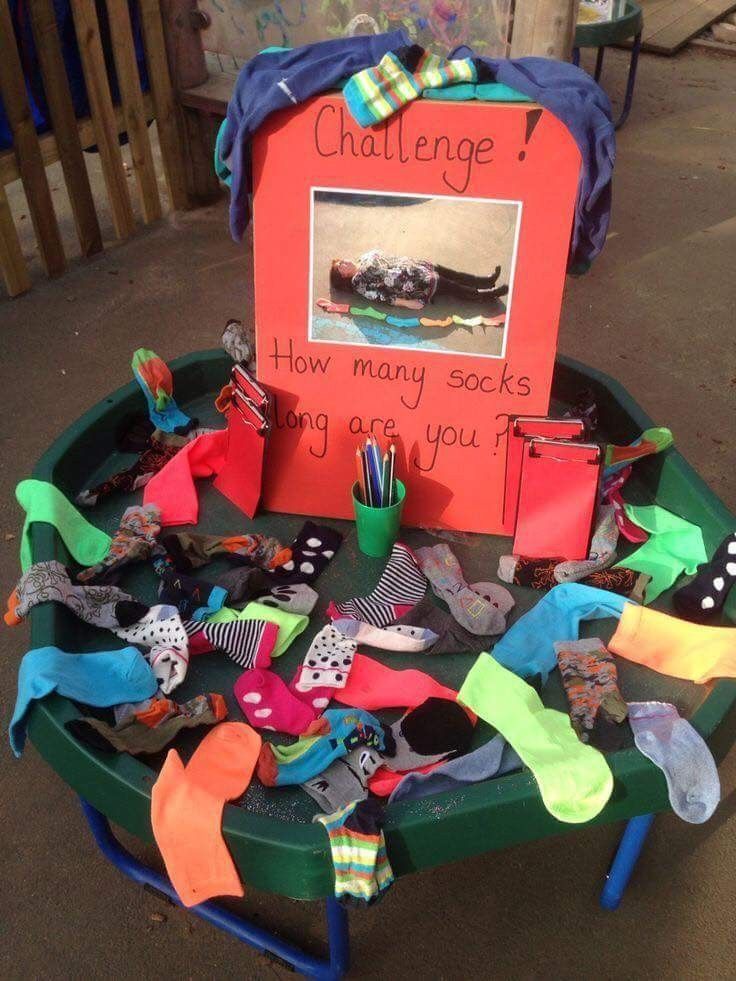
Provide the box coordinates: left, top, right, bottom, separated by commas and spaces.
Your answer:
289, 665, 335, 715
332, 617, 438, 653
295, 625, 357, 691
267, 522, 343, 586
326, 543, 427, 628
234, 668, 316, 735
673, 531, 736, 623
114, 604, 189, 650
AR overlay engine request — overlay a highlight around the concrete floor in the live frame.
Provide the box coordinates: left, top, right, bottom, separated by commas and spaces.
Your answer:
2, 47, 735, 980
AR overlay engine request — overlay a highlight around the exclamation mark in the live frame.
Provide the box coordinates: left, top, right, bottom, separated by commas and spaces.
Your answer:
518, 108, 543, 161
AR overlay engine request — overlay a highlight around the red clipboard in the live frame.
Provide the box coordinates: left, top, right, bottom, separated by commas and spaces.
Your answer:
512, 438, 602, 561
503, 415, 587, 529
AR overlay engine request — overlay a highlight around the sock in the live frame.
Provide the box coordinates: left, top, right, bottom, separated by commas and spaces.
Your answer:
147, 645, 190, 694
344, 46, 476, 127
369, 762, 444, 798
15, 479, 112, 572
553, 638, 628, 750
162, 531, 291, 571
554, 505, 618, 583
289, 665, 335, 715
143, 429, 228, 526
673, 531, 736, 623
184, 618, 277, 670
390, 596, 496, 655
257, 708, 392, 787
419, 315, 453, 328
302, 743, 385, 811
212, 565, 271, 604
256, 583, 319, 616
327, 542, 426, 628
493, 583, 632, 683
131, 348, 194, 434
234, 668, 316, 734
333, 616, 438, 653
10, 646, 157, 756
609, 603, 736, 683
628, 702, 719, 824
386, 315, 420, 327
206, 602, 308, 658
601, 465, 650, 543
5, 560, 148, 630
468, 581, 516, 617
316, 298, 350, 314
415, 544, 505, 635
385, 697, 474, 772
151, 722, 261, 907
221, 318, 255, 368
66, 693, 227, 755
267, 521, 343, 585
613, 505, 707, 603
603, 426, 673, 478
75, 434, 182, 508
77, 505, 162, 584
388, 734, 522, 804
348, 304, 385, 321
295, 625, 357, 691
498, 554, 642, 598
114, 604, 189, 651
158, 570, 228, 620
459, 654, 613, 823
334, 652, 459, 711
315, 799, 394, 907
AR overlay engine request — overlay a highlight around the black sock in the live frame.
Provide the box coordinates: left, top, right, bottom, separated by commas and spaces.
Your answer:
673, 531, 736, 623
267, 522, 343, 585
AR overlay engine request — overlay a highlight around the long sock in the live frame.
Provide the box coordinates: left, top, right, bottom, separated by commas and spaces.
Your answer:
603, 426, 673, 478
628, 702, 719, 823
385, 697, 474, 772
66, 693, 227, 755
458, 654, 613, 823
205, 602, 308, 658
334, 653, 459, 711
553, 638, 628, 750
267, 521, 343, 585
183, 618, 277, 669
158, 570, 228, 620
390, 595, 496, 654
77, 504, 162, 584
302, 743, 384, 811
75, 434, 182, 508
608, 603, 736, 682
673, 530, 736, 623
10, 646, 157, 757
554, 505, 618, 583
131, 347, 194, 434
5, 560, 148, 630
295, 625, 357, 691
234, 668, 316, 734
143, 429, 228, 526
498, 554, 642, 598
415, 544, 507, 635
15, 478, 112, 572
327, 542, 426, 627
315, 799, 394, 907
333, 616, 438, 653
151, 723, 261, 907
163, 531, 291, 571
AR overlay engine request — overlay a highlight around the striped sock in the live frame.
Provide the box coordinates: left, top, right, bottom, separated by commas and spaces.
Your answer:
315, 798, 394, 907
326, 543, 426, 628
183, 618, 277, 669
344, 45, 477, 127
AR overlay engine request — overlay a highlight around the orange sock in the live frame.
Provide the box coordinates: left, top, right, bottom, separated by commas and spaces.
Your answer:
609, 603, 736, 683
334, 653, 460, 710
4, 589, 21, 626
151, 722, 261, 907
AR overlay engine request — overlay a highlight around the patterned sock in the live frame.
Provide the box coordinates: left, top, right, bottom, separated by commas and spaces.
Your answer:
603, 426, 673, 478
601, 466, 649, 543
498, 555, 641, 598
416, 544, 503, 635
221, 318, 255, 368
344, 45, 476, 127
256, 583, 319, 616
302, 744, 384, 811
158, 570, 228, 620
205, 602, 308, 658
183, 618, 278, 669
333, 616, 438, 653
162, 532, 291, 572
315, 799, 394, 907
131, 347, 195, 434
77, 505, 162, 584
5, 560, 148, 630
391, 596, 496, 655
553, 638, 628, 751
385, 697, 474, 771
212, 565, 271, 604
147, 645, 190, 694
66, 693, 227, 755
673, 531, 736, 623
327, 543, 426, 628
267, 522, 343, 586
295, 625, 357, 691
115, 604, 189, 650
257, 708, 392, 787
289, 665, 335, 715
554, 505, 618, 583
234, 668, 316, 734
75, 433, 182, 507
628, 702, 719, 824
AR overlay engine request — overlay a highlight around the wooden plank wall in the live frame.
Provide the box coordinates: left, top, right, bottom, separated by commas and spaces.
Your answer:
637, 0, 736, 54
0, 0, 189, 299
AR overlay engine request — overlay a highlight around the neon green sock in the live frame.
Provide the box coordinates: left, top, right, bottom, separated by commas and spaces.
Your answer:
16, 479, 112, 572
206, 601, 308, 657
458, 654, 613, 824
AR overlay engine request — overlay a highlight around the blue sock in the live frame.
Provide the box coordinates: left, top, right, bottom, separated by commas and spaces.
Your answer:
492, 583, 632, 683
11, 646, 158, 756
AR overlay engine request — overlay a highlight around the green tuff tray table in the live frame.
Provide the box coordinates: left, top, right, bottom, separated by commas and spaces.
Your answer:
22, 350, 736, 978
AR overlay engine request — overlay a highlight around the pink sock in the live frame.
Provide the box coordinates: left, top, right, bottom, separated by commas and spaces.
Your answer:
289, 664, 335, 715
234, 668, 316, 735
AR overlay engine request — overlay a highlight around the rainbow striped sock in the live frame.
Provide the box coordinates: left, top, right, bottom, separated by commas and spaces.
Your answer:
316, 799, 394, 906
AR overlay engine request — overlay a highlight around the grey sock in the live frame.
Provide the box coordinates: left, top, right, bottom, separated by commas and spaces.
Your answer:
212, 565, 271, 604
389, 735, 522, 804
302, 744, 384, 811
628, 702, 720, 824
554, 504, 618, 583
392, 596, 497, 654
469, 581, 515, 616
257, 583, 318, 616
416, 544, 507, 635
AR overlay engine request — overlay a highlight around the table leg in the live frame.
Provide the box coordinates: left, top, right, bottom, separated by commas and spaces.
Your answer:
594, 46, 605, 82
616, 31, 641, 130
600, 813, 655, 910
79, 799, 350, 979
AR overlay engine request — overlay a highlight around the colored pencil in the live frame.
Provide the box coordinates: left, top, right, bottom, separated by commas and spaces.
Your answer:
361, 447, 374, 507
366, 437, 381, 503
387, 443, 396, 506
380, 453, 390, 507
355, 448, 365, 504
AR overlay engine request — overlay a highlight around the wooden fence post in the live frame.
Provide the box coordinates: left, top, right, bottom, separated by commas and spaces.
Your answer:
0, 182, 31, 297
510, 0, 581, 59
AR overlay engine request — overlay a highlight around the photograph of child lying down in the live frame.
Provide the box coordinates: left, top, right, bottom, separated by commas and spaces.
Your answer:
310, 189, 519, 357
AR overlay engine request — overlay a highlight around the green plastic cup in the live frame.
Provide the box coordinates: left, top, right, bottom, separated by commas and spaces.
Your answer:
352, 480, 406, 558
